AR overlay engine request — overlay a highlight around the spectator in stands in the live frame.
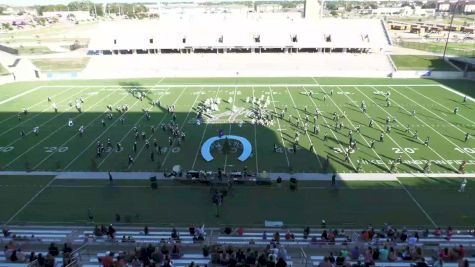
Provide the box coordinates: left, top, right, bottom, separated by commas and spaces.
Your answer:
303, 227, 310, 239
415, 257, 429, 267
152, 247, 164, 264
37, 253, 45, 267
273, 232, 280, 243
144, 226, 149, 235
276, 257, 287, 267
171, 227, 179, 239
171, 244, 182, 259
447, 226, 454, 240
29, 251, 37, 262
318, 256, 333, 267
388, 247, 397, 262
189, 226, 195, 236
224, 226, 232, 235
48, 243, 59, 257
62, 243, 72, 254
131, 256, 141, 267
364, 247, 374, 265
459, 259, 469, 267
328, 252, 336, 264
161, 243, 169, 255
454, 245, 465, 259
234, 227, 244, 236
98, 252, 114, 267
433, 257, 444, 267
94, 225, 103, 237
284, 230, 295, 241
263, 231, 268, 240
44, 253, 55, 267
434, 227, 442, 236
107, 224, 116, 239
351, 246, 360, 260
2, 225, 10, 237
379, 246, 389, 261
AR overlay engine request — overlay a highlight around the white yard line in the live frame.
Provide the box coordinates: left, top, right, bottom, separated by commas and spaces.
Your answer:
439, 84, 475, 103
268, 87, 290, 167
0, 87, 92, 139
311, 78, 355, 170
0, 86, 76, 125
33, 92, 131, 170
390, 86, 468, 135
40, 84, 442, 88
396, 177, 438, 228
3, 91, 112, 169
404, 85, 475, 126
366, 86, 459, 172
0, 86, 43, 105
322, 86, 390, 171
387, 86, 475, 162
353, 86, 430, 171
160, 87, 203, 170
63, 99, 142, 170
5, 176, 56, 224
99, 87, 175, 168
251, 87, 260, 173
285, 86, 323, 169
191, 87, 223, 170
223, 86, 238, 172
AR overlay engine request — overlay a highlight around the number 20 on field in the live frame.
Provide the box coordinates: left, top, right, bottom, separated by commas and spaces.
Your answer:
455, 147, 475, 154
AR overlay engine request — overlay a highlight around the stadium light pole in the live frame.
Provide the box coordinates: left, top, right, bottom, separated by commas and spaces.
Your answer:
442, 2, 461, 60
442, 11, 455, 60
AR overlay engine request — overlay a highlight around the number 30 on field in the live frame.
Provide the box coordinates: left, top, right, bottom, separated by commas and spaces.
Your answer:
392, 147, 418, 154
455, 147, 475, 154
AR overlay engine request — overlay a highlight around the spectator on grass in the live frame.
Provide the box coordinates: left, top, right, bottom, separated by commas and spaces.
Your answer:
48, 243, 59, 256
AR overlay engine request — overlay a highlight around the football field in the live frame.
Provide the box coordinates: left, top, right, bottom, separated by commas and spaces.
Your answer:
0, 77, 474, 174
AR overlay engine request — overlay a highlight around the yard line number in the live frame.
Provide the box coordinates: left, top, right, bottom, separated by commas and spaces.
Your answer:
455, 147, 475, 154
392, 147, 418, 154
44, 146, 69, 153
0, 146, 14, 152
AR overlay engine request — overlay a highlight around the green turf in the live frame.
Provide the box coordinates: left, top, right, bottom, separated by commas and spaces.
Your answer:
31, 58, 90, 72
0, 78, 474, 174
390, 55, 456, 71
2, 176, 474, 227
395, 41, 475, 58
0, 175, 54, 222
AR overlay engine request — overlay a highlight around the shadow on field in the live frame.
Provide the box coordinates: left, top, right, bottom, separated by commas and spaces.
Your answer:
0, 107, 340, 175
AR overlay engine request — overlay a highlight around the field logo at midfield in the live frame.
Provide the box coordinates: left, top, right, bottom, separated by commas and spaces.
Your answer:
201, 135, 252, 162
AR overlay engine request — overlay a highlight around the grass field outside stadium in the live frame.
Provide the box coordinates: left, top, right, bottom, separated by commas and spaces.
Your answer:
0, 77, 474, 227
